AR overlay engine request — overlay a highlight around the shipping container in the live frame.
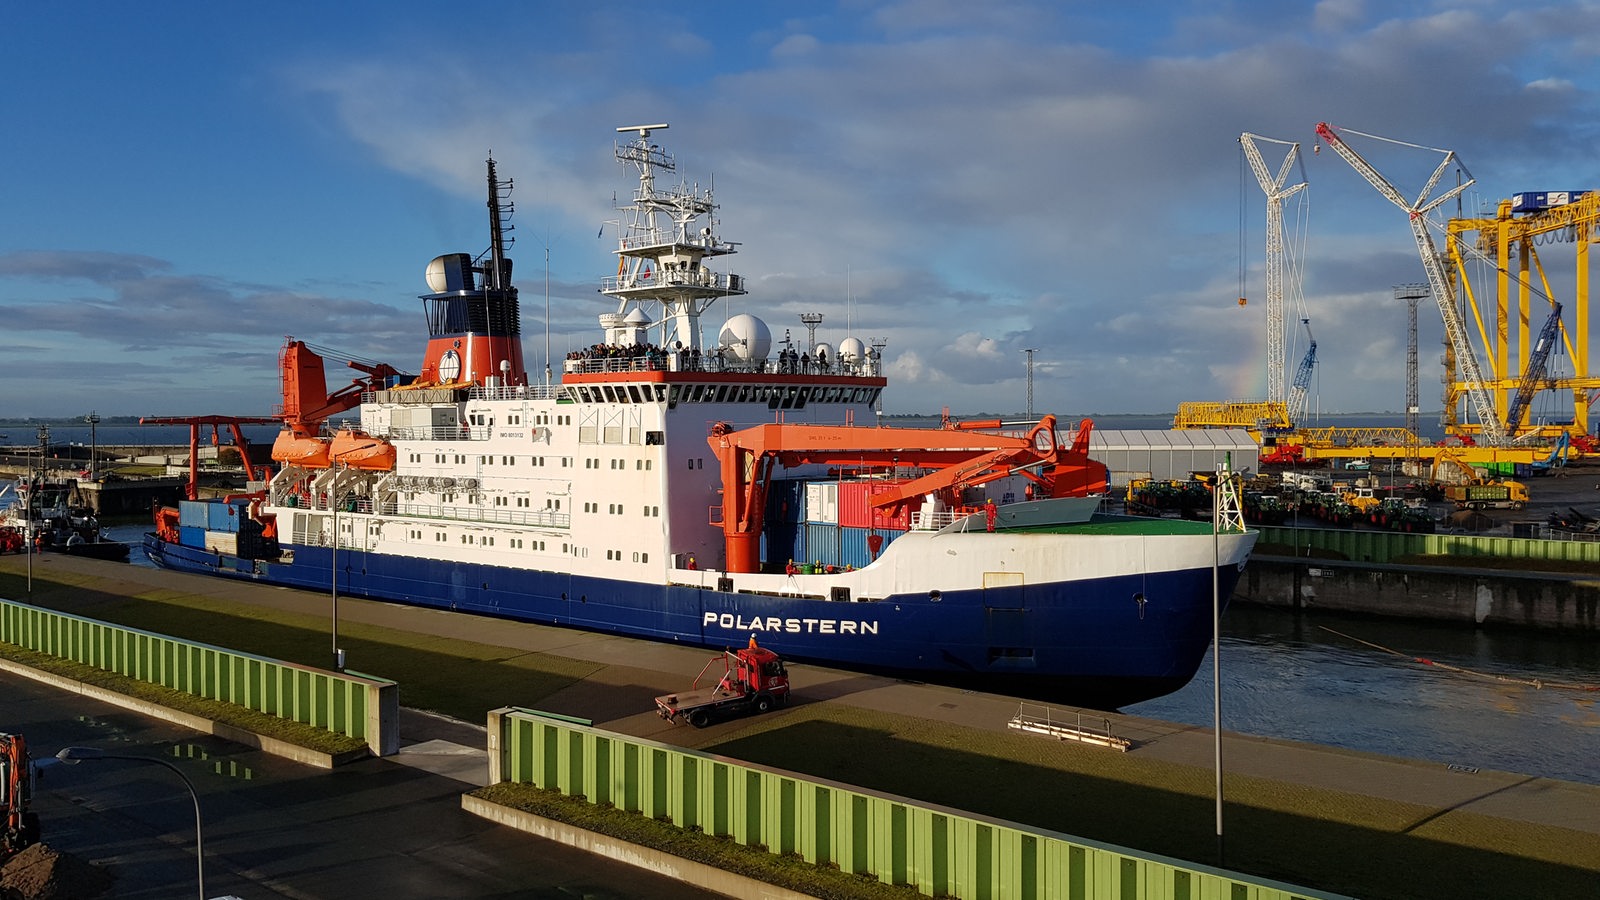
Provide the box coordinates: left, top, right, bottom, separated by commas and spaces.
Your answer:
804, 481, 839, 524
178, 525, 205, 549
838, 525, 899, 569
761, 519, 801, 570
178, 500, 211, 530
1511, 190, 1590, 213
838, 480, 913, 530
204, 531, 238, 555
207, 500, 245, 533
765, 478, 806, 524
803, 522, 840, 568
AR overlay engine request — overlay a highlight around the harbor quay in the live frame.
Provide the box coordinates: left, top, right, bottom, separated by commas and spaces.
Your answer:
1, 552, 1596, 899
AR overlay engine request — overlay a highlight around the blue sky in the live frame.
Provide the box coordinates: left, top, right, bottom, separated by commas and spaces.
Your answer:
3, 1, 1597, 419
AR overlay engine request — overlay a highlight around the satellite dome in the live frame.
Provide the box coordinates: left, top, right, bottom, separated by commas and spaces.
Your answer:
425, 253, 475, 293
718, 314, 772, 362
813, 342, 833, 362
623, 307, 651, 326
839, 337, 866, 364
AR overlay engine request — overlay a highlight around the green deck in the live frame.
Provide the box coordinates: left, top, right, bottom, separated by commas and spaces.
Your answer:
1010, 514, 1229, 536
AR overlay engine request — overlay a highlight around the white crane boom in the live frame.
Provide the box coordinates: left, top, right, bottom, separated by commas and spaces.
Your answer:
1314, 122, 1506, 445
1240, 133, 1308, 405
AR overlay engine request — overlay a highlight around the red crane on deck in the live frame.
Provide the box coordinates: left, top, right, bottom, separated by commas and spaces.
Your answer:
706, 416, 1106, 574
138, 415, 280, 501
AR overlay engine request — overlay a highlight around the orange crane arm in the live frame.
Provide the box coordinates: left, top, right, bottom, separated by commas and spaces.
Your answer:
706, 416, 1106, 573
280, 338, 407, 437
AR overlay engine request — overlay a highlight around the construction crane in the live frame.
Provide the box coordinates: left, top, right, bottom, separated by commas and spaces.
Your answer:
1314, 123, 1507, 445
1447, 190, 1599, 440
1285, 318, 1317, 425
1240, 133, 1309, 406
1505, 302, 1564, 433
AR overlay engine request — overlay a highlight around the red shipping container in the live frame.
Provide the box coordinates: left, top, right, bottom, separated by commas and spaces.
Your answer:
838, 480, 912, 530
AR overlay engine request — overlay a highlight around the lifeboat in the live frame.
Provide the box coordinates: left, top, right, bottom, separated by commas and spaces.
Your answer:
328, 429, 397, 471
271, 431, 332, 468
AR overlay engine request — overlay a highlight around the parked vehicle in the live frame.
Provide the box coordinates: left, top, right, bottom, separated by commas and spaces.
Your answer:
656, 639, 791, 728
1, 732, 40, 857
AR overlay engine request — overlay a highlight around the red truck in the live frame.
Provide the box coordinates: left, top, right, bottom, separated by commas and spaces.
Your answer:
656, 639, 791, 728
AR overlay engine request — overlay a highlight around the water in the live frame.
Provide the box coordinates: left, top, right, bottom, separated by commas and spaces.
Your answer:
0, 423, 283, 449
1128, 606, 1600, 785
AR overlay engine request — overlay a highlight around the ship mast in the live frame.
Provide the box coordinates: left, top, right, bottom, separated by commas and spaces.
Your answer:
601, 123, 745, 352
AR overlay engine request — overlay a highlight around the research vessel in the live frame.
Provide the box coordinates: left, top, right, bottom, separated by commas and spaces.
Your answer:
144, 125, 1255, 708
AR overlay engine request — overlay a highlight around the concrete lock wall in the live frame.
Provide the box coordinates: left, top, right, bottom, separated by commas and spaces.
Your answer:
1255, 525, 1600, 567
488, 707, 1340, 900
0, 597, 398, 756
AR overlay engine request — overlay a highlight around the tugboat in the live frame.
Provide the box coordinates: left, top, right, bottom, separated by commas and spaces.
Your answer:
143, 124, 1256, 709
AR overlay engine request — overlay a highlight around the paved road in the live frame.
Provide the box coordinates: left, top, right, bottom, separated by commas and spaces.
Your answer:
3, 669, 720, 900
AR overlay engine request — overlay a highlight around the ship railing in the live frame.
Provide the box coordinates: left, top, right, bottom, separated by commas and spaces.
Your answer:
387, 425, 485, 442
562, 352, 879, 379
910, 509, 973, 531
389, 502, 571, 530
467, 384, 566, 402
600, 269, 743, 295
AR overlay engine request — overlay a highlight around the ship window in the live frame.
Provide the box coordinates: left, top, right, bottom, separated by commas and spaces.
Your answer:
629, 386, 644, 403
794, 387, 810, 408
654, 385, 667, 402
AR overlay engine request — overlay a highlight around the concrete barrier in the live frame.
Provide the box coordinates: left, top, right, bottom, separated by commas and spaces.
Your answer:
1241, 558, 1600, 631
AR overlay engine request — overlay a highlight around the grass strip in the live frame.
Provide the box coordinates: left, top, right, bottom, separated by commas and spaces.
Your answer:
472, 782, 921, 900
0, 641, 367, 756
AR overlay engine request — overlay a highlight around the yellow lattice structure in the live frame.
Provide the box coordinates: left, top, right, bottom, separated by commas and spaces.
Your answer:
1173, 401, 1291, 433
1445, 190, 1599, 441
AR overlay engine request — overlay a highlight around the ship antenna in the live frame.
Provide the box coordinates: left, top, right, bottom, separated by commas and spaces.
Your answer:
485, 154, 515, 291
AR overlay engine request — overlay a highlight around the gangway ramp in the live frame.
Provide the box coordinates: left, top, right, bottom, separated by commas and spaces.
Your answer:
1007, 702, 1131, 751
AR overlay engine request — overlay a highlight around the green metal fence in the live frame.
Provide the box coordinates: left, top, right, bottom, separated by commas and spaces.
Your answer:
1257, 526, 1600, 566
0, 598, 396, 756
487, 708, 1342, 900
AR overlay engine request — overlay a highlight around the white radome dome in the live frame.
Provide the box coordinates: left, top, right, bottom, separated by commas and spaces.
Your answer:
718, 314, 772, 362
425, 253, 474, 293
813, 342, 833, 362
839, 337, 866, 364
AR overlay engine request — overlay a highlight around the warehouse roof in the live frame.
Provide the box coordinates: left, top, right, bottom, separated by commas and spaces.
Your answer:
1088, 428, 1258, 452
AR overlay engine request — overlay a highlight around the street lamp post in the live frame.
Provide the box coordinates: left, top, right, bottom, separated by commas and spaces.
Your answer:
328, 441, 378, 671
330, 461, 346, 672
55, 746, 205, 900
85, 411, 100, 481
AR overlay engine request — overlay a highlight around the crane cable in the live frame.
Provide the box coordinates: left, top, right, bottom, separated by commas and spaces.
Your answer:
1318, 626, 1599, 693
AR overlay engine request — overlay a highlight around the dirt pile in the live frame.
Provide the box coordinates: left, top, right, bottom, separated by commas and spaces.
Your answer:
0, 843, 113, 900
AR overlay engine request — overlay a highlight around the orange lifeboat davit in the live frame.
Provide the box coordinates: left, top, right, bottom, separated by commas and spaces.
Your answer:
328, 429, 397, 471
271, 430, 332, 468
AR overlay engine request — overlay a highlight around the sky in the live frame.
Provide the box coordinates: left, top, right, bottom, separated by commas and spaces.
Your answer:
3, 1, 1597, 420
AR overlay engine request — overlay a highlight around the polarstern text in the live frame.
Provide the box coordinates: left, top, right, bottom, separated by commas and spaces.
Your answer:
703, 613, 879, 635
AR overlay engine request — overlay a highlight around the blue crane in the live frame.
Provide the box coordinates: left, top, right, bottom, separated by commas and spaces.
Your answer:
1505, 302, 1563, 433
1286, 319, 1317, 425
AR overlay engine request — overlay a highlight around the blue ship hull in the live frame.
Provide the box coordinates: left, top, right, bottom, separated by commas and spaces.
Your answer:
143, 533, 1244, 709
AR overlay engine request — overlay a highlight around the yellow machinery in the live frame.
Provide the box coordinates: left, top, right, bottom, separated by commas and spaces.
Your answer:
1444, 191, 1599, 442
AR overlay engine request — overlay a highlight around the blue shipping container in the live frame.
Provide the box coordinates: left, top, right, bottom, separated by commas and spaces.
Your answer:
207, 501, 242, 533
766, 478, 805, 524
803, 522, 840, 568
177, 525, 206, 549
178, 501, 210, 530
838, 525, 899, 569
